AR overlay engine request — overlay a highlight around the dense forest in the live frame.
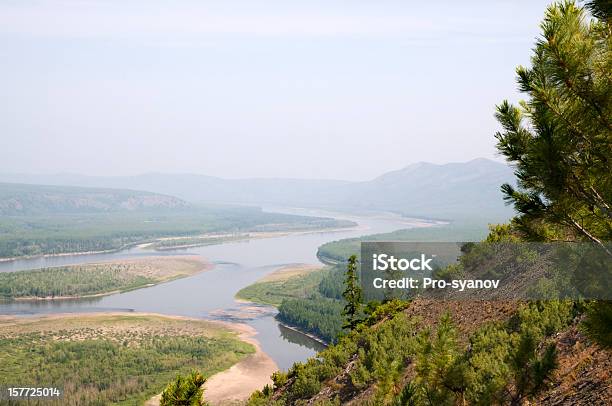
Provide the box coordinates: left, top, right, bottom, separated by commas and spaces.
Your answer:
235, 265, 346, 343
0, 265, 154, 299
272, 264, 371, 343
277, 299, 345, 344
235, 264, 347, 344
0, 205, 354, 259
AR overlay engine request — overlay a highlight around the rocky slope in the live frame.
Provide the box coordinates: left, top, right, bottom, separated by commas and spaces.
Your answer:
260, 299, 610, 405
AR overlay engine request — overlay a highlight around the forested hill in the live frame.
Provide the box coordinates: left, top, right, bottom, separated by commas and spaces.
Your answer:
0, 158, 516, 222
0, 183, 356, 258
0, 182, 189, 215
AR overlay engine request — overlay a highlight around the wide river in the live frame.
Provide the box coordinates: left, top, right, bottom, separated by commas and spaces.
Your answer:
0, 208, 431, 370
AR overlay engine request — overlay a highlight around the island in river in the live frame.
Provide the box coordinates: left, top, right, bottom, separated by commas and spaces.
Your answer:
0, 256, 210, 300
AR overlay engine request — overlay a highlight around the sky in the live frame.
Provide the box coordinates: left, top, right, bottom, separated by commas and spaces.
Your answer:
1, 0, 553, 180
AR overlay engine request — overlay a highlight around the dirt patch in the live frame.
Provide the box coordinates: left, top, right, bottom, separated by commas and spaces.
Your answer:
208, 304, 276, 322
402, 298, 520, 341
92, 255, 212, 279
0, 311, 229, 339
538, 323, 611, 405
258, 264, 322, 283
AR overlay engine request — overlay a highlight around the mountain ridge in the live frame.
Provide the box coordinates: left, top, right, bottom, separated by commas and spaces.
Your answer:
0, 158, 516, 222
0, 182, 189, 215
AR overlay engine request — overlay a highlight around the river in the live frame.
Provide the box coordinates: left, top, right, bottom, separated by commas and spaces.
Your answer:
0, 208, 433, 370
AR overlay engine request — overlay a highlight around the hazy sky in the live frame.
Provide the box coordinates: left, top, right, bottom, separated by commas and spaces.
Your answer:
1, 0, 552, 180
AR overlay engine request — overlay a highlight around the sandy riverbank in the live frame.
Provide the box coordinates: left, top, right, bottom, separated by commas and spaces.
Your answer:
144, 224, 360, 251
203, 321, 278, 405
145, 320, 277, 406
0, 311, 227, 332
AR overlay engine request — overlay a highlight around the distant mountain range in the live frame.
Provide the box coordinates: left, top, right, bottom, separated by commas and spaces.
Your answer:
335, 158, 517, 220
0, 183, 188, 215
0, 158, 516, 221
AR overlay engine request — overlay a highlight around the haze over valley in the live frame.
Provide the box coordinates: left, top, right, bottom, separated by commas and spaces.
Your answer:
0, 157, 515, 222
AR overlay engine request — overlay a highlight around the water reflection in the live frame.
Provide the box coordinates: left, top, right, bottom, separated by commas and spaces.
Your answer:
278, 323, 327, 352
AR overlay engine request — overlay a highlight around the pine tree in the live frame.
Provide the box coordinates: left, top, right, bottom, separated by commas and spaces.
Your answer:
582, 300, 612, 347
494, 0, 612, 348
160, 370, 207, 406
494, 1, 611, 253
584, 0, 611, 21
342, 254, 362, 331
412, 313, 466, 406
506, 331, 558, 406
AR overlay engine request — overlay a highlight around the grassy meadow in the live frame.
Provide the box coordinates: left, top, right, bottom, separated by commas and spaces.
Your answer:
0, 313, 254, 405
